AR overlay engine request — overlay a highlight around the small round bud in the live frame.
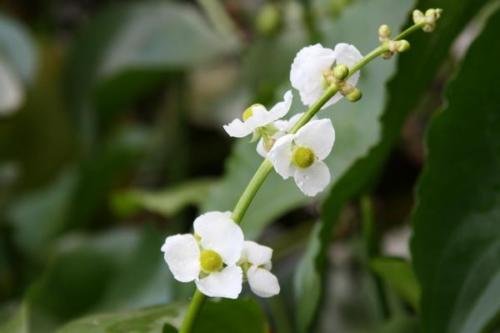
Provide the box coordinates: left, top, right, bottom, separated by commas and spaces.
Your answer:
397, 40, 410, 52
200, 249, 223, 273
346, 88, 362, 102
333, 64, 349, 80
256, 3, 281, 36
292, 146, 315, 168
412, 9, 425, 25
378, 24, 391, 39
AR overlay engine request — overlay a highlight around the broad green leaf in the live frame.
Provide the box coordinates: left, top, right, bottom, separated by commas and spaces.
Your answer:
112, 179, 215, 218
6, 170, 77, 258
65, 1, 235, 140
57, 298, 267, 333
370, 257, 420, 311
374, 316, 419, 333
0, 303, 29, 333
56, 303, 182, 333
298, 0, 493, 330
194, 298, 268, 333
26, 226, 176, 332
411, 9, 500, 333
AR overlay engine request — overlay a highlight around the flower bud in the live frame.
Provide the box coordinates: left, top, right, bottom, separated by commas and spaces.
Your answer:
256, 3, 281, 36
378, 24, 391, 41
346, 88, 362, 102
333, 64, 349, 80
412, 9, 425, 25
397, 40, 410, 52
292, 146, 315, 168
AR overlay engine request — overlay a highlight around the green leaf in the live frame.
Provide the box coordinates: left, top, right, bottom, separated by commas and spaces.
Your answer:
57, 298, 267, 333
374, 316, 419, 333
298, 0, 493, 330
112, 179, 216, 218
0, 303, 29, 333
65, 1, 235, 140
370, 257, 420, 311
411, 9, 500, 333
56, 303, 182, 333
194, 298, 268, 333
6, 170, 77, 258
27, 226, 174, 330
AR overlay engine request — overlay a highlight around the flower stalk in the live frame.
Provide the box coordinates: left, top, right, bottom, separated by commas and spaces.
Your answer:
178, 17, 437, 333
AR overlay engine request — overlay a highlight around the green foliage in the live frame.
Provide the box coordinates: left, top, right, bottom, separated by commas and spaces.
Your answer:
411, 8, 500, 333
64, 1, 236, 141
57, 298, 266, 333
0, 303, 29, 333
370, 257, 420, 311
112, 179, 215, 218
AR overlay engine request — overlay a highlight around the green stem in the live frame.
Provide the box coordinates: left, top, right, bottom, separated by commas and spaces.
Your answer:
179, 290, 206, 333
178, 21, 426, 332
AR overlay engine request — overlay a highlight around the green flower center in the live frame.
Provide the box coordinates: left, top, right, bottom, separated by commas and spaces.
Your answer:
292, 146, 315, 168
200, 249, 223, 273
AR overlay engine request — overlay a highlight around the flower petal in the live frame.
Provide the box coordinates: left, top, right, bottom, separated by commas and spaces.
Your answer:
256, 138, 267, 158
268, 134, 294, 179
247, 266, 280, 298
241, 241, 273, 266
245, 104, 271, 130
268, 90, 293, 120
196, 266, 243, 299
294, 119, 335, 160
193, 211, 244, 265
161, 234, 200, 282
293, 160, 331, 196
290, 44, 336, 107
223, 119, 253, 138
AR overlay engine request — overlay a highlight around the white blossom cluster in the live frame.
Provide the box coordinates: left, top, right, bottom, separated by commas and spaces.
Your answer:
162, 42, 362, 299
162, 212, 279, 299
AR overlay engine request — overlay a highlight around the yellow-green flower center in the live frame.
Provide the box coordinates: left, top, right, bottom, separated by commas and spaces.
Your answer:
292, 146, 315, 168
200, 249, 223, 273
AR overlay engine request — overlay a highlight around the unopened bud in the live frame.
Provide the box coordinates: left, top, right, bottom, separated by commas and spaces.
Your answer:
256, 3, 281, 36
378, 24, 391, 40
346, 88, 362, 102
397, 40, 410, 52
333, 64, 349, 80
412, 9, 425, 25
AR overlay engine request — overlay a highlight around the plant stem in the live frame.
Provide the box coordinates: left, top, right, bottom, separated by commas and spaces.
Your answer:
179, 290, 206, 333
178, 21, 425, 332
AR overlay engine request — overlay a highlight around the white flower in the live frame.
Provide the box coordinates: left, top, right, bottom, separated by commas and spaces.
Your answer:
290, 43, 362, 109
161, 211, 244, 299
223, 90, 293, 138
256, 113, 304, 157
268, 119, 335, 196
239, 241, 280, 298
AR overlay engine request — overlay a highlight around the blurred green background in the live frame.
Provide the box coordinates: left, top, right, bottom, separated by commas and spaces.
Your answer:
0, 0, 499, 332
